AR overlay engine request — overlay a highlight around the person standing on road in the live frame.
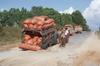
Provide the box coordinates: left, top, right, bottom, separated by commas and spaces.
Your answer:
65, 28, 69, 44
55, 29, 59, 38
68, 30, 70, 38
59, 28, 66, 47
55, 29, 59, 43
58, 28, 62, 43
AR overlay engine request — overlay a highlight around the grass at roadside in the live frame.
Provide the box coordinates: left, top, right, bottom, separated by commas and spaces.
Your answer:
97, 31, 100, 39
0, 26, 22, 45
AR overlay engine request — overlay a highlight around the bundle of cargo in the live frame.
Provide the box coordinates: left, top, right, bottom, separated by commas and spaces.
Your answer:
19, 15, 57, 51
22, 16, 55, 30
19, 34, 42, 51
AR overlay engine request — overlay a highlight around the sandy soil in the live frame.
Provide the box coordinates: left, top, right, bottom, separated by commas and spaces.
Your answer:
74, 32, 100, 66
0, 31, 100, 66
0, 42, 20, 53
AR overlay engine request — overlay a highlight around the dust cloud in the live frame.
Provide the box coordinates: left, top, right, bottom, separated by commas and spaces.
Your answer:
74, 32, 100, 66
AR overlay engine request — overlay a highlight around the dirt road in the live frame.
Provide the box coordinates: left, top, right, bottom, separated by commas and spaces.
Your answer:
0, 31, 100, 66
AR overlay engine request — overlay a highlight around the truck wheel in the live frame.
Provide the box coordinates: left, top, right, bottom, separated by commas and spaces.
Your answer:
44, 44, 49, 49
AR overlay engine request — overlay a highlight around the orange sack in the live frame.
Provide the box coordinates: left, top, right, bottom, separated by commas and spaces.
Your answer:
45, 19, 54, 24
19, 44, 31, 50
43, 24, 48, 28
23, 24, 28, 28
33, 41, 39, 46
33, 17, 45, 21
37, 21, 45, 26
30, 19, 38, 24
23, 19, 31, 24
38, 25, 43, 30
38, 37, 42, 43
33, 24, 38, 30
39, 16, 49, 20
29, 24, 34, 29
30, 46, 41, 51
33, 36, 39, 42
27, 39, 34, 45
22, 19, 31, 28
24, 35, 31, 42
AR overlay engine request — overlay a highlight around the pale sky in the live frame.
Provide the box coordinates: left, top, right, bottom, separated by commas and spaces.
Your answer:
0, 0, 100, 31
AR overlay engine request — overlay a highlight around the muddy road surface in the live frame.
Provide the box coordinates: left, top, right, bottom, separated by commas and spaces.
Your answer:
0, 31, 100, 66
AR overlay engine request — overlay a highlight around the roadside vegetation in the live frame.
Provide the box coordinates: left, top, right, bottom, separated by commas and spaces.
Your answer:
0, 27, 22, 44
0, 6, 90, 45
0, 6, 90, 30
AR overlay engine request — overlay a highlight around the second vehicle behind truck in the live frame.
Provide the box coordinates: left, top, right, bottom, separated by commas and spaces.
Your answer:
74, 25, 82, 33
64, 24, 74, 35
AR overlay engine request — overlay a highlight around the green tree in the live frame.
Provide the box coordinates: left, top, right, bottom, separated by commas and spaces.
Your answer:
71, 10, 89, 31
41, 8, 61, 25
1, 10, 9, 26
31, 6, 43, 16
21, 7, 27, 19
61, 13, 73, 26
9, 8, 22, 26
0, 6, 90, 30
71, 10, 84, 25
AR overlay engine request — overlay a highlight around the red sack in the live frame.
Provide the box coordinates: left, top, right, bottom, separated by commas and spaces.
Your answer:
33, 17, 45, 21
39, 16, 49, 20
23, 24, 28, 28
37, 21, 45, 26
46, 24, 50, 28
33, 41, 39, 46
23, 19, 31, 24
33, 36, 39, 42
38, 37, 42, 43
29, 24, 34, 29
43, 24, 48, 28
38, 25, 43, 30
30, 19, 38, 24
24, 35, 31, 42
45, 19, 54, 24
19, 44, 31, 50
30, 46, 41, 51
33, 24, 38, 30
43, 24, 46, 28
27, 39, 34, 45
49, 23, 53, 26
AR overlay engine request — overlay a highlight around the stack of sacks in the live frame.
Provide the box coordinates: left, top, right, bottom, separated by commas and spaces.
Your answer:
22, 19, 31, 29
19, 34, 42, 51
22, 16, 55, 30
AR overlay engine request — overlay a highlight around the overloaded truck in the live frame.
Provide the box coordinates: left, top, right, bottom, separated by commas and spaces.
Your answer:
19, 16, 57, 51
74, 25, 82, 33
64, 24, 74, 35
